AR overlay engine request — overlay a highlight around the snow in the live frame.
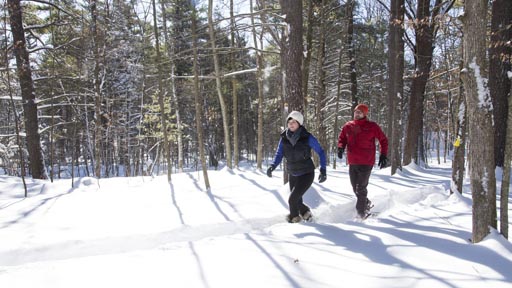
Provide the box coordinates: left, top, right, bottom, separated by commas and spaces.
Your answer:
1, 161, 511, 288
468, 58, 492, 110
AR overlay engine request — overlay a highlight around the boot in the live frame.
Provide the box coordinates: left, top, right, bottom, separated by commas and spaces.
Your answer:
286, 214, 302, 223
301, 210, 313, 222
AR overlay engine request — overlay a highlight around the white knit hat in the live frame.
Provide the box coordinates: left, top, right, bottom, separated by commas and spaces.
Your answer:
287, 111, 304, 126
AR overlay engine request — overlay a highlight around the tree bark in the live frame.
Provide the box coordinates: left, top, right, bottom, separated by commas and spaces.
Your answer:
462, 0, 496, 243
451, 62, 466, 195
7, 0, 47, 179
346, 0, 358, 110
490, 0, 512, 167
500, 77, 512, 239
208, 0, 232, 169
387, 0, 404, 175
280, 0, 303, 111
302, 0, 314, 118
315, 0, 327, 152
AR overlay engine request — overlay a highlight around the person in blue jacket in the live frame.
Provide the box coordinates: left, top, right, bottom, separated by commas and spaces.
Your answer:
267, 111, 327, 223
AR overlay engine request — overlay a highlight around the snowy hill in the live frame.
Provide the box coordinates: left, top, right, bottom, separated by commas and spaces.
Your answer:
0, 162, 511, 288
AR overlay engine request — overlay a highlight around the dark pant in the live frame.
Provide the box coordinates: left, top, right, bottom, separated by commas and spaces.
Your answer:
349, 165, 373, 215
288, 172, 315, 217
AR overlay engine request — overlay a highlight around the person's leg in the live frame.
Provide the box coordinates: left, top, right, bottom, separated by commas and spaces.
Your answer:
350, 165, 373, 216
288, 172, 314, 218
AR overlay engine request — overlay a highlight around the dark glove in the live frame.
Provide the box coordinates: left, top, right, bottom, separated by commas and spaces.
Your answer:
337, 147, 344, 159
378, 154, 388, 169
266, 165, 276, 177
318, 168, 327, 183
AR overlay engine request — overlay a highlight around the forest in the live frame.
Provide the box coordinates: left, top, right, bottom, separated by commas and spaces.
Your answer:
1, 0, 511, 242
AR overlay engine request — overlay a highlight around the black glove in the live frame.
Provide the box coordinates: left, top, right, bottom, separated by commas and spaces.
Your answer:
267, 165, 276, 177
318, 168, 327, 183
337, 147, 344, 159
378, 154, 388, 169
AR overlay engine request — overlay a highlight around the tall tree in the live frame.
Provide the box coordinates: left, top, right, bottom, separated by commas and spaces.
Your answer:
450, 61, 466, 195
7, 0, 47, 179
501, 80, 512, 239
230, 0, 239, 168
462, 0, 496, 244
208, 0, 232, 169
387, 0, 404, 174
152, 0, 171, 181
280, 0, 303, 111
191, 0, 210, 190
403, 0, 453, 166
490, 0, 512, 167
346, 0, 358, 110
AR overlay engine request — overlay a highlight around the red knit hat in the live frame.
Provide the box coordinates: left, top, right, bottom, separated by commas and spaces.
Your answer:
354, 104, 369, 116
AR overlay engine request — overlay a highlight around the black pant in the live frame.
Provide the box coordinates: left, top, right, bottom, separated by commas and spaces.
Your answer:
349, 165, 373, 215
288, 172, 314, 218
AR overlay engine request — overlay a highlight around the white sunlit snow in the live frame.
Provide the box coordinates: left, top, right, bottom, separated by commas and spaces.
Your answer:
0, 161, 511, 288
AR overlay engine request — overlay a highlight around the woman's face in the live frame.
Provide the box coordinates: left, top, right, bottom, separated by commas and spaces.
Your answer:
287, 119, 300, 132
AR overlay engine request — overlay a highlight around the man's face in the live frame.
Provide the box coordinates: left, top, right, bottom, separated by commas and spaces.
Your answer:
354, 109, 364, 120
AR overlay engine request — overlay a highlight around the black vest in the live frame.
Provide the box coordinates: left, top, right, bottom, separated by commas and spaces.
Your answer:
280, 128, 315, 175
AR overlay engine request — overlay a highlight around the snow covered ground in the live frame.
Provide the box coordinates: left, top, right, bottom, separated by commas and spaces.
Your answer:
0, 161, 511, 288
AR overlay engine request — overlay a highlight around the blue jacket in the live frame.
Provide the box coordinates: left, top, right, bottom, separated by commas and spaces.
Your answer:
271, 127, 326, 176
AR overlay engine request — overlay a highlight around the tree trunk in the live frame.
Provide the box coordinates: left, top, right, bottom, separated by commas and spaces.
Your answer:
230, 0, 239, 168
191, 1, 210, 190
387, 0, 404, 175
302, 0, 314, 118
90, 0, 103, 178
4, 23, 27, 194
490, 0, 512, 167
161, 0, 184, 173
250, 0, 265, 170
280, 0, 303, 111
152, 0, 171, 181
403, 0, 442, 166
315, 0, 327, 152
7, 0, 47, 179
346, 0, 358, 110
462, 0, 496, 243
500, 77, 512, 239
451, 62, 466, 195
208, 0, 232, 169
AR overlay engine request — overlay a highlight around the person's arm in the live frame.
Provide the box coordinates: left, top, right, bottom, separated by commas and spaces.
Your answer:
308, 135, 326, 169
376, 124, 388, 155
337, 126, 347, 149
270, 138, 284, 167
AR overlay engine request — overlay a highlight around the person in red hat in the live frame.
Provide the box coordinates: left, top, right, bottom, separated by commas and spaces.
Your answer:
337, 103, 388, 218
